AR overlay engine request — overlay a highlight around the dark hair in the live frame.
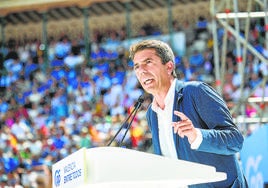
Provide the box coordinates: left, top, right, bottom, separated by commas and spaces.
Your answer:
129, 39, 177, 78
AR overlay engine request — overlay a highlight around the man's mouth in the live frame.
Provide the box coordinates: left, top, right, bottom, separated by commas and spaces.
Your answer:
143, 79, 153, 85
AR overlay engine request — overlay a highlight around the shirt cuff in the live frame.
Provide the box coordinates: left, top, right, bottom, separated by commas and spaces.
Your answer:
191, 128, 203, 150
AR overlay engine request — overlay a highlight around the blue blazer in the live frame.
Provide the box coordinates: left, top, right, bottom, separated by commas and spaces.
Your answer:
146, 80, 248, 188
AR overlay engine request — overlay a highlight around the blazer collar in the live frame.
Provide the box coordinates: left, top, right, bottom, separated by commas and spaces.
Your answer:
173, 79, 185, 114
172, 79, 185, 152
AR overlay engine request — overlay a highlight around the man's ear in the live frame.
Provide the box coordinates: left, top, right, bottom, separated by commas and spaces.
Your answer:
166, 61, 174, 75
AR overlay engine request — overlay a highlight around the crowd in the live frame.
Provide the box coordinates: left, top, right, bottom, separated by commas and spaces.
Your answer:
0, 15, 267, 187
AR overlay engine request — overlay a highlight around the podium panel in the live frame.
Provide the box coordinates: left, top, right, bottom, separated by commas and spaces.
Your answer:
52, 147, 226, 188
240, 125, 268, 187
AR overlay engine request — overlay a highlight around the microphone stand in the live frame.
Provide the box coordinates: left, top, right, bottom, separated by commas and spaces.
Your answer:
107, 95, 144, 147
118, 101, 141, 147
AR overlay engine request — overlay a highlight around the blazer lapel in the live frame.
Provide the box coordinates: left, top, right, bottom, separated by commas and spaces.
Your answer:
147, 106, 161, 155
172, 80, 185, 152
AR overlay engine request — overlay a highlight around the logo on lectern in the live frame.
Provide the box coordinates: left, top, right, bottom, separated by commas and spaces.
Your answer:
54, 169, 61, 187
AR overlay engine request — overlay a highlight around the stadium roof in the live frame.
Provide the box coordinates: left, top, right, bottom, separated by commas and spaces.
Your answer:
0, 0, 209, 25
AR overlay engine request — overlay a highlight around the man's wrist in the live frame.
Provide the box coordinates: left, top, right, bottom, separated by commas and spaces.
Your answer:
190, 128, 203, 149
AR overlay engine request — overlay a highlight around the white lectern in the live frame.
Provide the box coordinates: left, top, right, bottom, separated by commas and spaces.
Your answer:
52, 147, 226, 188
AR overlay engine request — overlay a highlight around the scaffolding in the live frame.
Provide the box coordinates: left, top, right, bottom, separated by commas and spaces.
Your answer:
210, 0, 268, 126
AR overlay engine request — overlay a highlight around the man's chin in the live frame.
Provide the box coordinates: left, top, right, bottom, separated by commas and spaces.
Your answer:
143, 86, 154, 94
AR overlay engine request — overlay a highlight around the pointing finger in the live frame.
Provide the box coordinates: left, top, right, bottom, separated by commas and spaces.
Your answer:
174, 111, 188, 121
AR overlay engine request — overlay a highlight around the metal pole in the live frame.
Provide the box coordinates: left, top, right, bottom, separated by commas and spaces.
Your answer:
260, 76, 268, 124
42, 12, 48, 72
0, 17, 5, 54
210, 0, 222, 94
262, 0, 268, 124
233, 0, 243, 72
238, 0, 252, 124
220, 30, 227, 91
125, 1, 131, 40
229, 0, 245, 117
241, 0, 252, 87
219, 0, 231, 92
167, 0, 174, 48
264, 0, 268, 48
83, 7, 90, 66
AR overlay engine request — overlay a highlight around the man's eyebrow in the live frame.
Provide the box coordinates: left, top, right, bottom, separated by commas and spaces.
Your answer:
140, 57, 152, 63
133, 57, 153, 67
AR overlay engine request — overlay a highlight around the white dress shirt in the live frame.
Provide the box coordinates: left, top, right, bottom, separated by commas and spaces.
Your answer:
152, 80, 202, 159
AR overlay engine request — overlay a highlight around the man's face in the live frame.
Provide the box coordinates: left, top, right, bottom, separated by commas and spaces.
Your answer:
133, 49, 173, 95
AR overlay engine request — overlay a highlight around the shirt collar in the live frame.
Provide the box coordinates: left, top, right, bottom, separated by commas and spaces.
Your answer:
152, 79, 176, 112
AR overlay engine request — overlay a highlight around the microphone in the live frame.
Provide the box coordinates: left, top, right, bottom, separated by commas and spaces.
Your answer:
107, 94, 144, 147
